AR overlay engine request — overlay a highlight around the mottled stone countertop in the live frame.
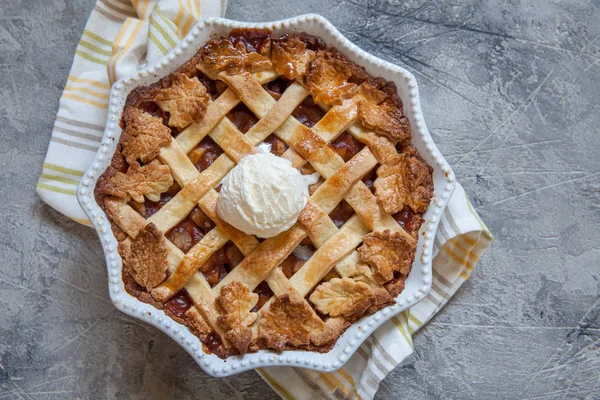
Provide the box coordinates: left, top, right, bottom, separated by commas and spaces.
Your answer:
1, 0, 599, 399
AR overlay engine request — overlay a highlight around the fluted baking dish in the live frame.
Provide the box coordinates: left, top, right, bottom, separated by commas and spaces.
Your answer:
77, 14, 455, 377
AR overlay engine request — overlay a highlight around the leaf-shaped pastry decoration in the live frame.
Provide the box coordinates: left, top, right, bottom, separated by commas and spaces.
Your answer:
200, 38, 272, 75
154, 73, 210, 128
373, 151, 433, 214
358, 98, 411, 144
121, 107, 172, 164
259, 293, 325, 351
98, 160, 173, 203
118, 223, 168, 291
309, 277, 374, 317
304, 49, 359, 105
358, 229, 416, 285
216, 282, 259, 353
271, 34, 317, 79
216, 281, 259, 330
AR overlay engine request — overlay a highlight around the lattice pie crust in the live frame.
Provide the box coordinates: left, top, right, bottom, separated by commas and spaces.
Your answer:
95, 29, 434, 358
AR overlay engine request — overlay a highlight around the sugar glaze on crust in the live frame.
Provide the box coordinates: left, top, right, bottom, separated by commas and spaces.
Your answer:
95, 28, 434, 358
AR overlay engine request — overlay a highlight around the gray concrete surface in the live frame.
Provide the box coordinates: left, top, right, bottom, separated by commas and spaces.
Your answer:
1, 0, 599, 398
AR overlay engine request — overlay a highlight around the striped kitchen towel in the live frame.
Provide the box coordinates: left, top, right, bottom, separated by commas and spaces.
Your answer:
36, 0, 224, 225
258, 183, 492, 399
37, 2, 492, 399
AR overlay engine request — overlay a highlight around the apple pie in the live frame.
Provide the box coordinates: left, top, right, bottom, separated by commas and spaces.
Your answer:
95, 28, 434, 358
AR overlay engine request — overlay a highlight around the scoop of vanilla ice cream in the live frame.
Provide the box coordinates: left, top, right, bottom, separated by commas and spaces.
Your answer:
217, 153, 317, 238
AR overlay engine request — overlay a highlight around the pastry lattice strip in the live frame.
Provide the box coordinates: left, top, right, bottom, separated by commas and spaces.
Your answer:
209, 70, 417, 337
111, 67, 413, 349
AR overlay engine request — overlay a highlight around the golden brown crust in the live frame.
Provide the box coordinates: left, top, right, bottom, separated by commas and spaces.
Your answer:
121, 262, 164, 309
94, 144, 128, 210
304, 49, 359, 105
358, 98, 411, 144
310, 317, 349, 346
200, 38, 272, 75
117, 223, 168, 291
357, 81, 389, 104
358, 229, 416, 285
216, 281, 258, 329
183, 308, 212, 340
154, 73, 210, 128
259, 293, 325, 352
122, 51, 204, 117
374, 152, 434, 214
96, 160, 173, 203
309, 277, 374, 317
356, 81, 412, 144
95, 29, 435, 360
224, 328, 252, 354
216, 282, 258, 353
344, 262, 396, 313
271, 34, 316, 80
110, 221, 128, 242
384, 275, 406, 299
121, 107, 172, 164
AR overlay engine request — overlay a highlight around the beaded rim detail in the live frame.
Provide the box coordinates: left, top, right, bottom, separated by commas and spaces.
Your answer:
77, 14, 455, 378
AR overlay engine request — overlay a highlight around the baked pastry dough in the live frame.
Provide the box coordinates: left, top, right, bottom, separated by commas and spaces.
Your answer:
95, 29, 434, 358
154, 73, 210, 128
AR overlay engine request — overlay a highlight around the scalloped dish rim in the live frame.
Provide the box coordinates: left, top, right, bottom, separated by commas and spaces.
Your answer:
76, 14, 456, 377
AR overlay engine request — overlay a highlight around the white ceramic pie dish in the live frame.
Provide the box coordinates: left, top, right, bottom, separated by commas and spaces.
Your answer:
77, 14, 455, 377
